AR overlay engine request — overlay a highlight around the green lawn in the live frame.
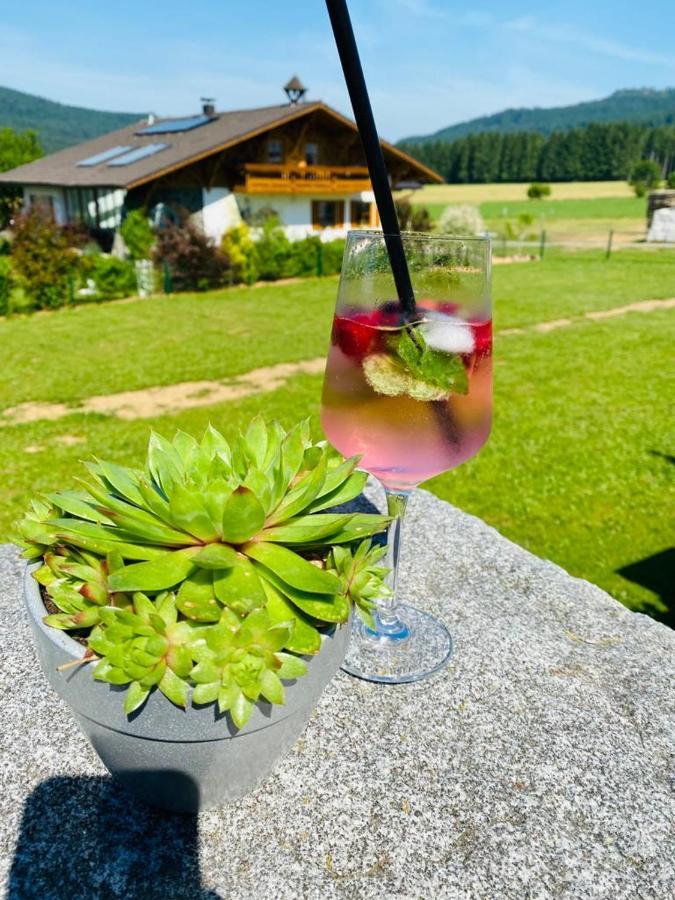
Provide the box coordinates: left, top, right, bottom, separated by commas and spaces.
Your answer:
1, 250, 673, 623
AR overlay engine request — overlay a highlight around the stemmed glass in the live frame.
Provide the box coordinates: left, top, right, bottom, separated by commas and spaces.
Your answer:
321, 230, 492, 683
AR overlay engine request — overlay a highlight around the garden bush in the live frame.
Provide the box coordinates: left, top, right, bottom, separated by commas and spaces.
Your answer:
120, 209, 155, 260
11, 206, 78, 310
221, 224, 258, 284
527, 183, 551, 200
252, 216, 294, 280
629, 160, 661, 197
436, 204, 486, 236
153, 211, 230, 292
0, 257, 13, 315
80, 255, 137, 300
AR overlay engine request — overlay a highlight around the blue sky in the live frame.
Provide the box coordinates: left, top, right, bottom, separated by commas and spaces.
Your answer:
1, 0, 674, 140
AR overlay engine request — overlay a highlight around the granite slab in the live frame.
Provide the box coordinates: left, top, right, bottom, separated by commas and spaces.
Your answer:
1, 487, 674, 899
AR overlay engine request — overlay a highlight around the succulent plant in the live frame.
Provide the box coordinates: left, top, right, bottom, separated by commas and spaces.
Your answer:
16, 418, 390, 726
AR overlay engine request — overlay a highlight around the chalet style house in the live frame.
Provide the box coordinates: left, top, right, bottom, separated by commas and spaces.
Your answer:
0, 78, 441, 244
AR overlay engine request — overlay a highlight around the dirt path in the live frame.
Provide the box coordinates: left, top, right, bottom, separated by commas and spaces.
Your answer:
2, 297, 672, 428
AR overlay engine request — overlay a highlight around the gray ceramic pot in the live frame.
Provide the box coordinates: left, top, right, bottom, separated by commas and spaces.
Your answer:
23, 565, 350, 813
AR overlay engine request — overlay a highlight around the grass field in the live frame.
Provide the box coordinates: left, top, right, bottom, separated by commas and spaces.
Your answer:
1, 250, 673, 624
402, 181, 647, 244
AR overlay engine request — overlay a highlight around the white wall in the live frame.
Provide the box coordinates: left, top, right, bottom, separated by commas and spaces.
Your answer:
202, 188, 242, 243
234, 190, 376, 241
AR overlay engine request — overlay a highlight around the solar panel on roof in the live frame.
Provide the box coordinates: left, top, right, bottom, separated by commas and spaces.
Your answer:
136, 115, 213, 136
77, 145, 133, 167
107, 143, 169, 167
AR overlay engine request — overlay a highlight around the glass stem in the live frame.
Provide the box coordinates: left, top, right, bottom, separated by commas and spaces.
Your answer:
374, 488, 411, 633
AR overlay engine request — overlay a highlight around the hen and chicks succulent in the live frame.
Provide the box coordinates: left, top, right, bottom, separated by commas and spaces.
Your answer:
16, 418, 390, 726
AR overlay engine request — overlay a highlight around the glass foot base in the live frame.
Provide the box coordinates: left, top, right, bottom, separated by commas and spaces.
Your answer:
341, 605, 453, 684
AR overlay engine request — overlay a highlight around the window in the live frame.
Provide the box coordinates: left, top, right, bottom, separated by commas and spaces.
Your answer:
351, 200, 372, 227
305, 142, 319, 165
311, 200, 345, 229
29, 194, 55, 215
267, 139, 284, 163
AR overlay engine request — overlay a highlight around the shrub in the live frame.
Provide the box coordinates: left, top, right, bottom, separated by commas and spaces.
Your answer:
120, 209, 155, 261
629, 159, 661, 197
153, 212, 230, 292
11, 206, 78, 310
0, 257, 13, 315
667, 171, 675, 189
436, 204, 486, 236
252, 216, 294, 281
318, 238, 346, 275
220, 224, 258, 284
16, 418, 390, 723
527, 182, 551, 200
80, 255, 137, 300
395, 198, 433, 232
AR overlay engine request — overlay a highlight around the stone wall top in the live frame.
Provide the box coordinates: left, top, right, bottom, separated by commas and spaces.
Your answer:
2, 488, 674, 899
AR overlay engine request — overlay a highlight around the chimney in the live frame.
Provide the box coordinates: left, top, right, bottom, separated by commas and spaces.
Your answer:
201, 97, 216, 117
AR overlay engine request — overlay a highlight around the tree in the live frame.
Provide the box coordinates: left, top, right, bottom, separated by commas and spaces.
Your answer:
629, 159, 662, 197
0, 128, 43, 228
527, 183, 551, 199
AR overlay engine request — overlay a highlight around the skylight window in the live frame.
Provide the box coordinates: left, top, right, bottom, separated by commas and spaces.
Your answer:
107, 143, 169, 167
136, 115, 213, 136
77, 145, 133, 167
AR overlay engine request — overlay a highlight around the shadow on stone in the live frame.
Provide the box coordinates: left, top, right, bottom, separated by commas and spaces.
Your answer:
617, 547, 675, 629
8, 775, 221, 900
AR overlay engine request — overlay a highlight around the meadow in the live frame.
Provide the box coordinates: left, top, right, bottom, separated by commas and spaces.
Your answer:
1, 247, 673, 624
404, 181, 648, 244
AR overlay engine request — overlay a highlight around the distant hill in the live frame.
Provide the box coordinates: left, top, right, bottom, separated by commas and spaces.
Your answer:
0, 85, 143, 154
402, 88, 675, 144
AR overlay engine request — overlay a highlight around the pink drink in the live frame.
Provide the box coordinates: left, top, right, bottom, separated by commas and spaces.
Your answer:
321, 306, 492, 489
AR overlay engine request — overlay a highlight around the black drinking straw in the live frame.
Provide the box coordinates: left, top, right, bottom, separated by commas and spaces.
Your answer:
325, 0, 417, 318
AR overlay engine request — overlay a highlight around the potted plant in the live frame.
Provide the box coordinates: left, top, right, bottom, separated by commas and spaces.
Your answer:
16, 418, 390, 813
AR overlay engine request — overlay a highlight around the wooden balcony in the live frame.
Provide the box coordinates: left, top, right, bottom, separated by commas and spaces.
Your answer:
236, 162, 372, 195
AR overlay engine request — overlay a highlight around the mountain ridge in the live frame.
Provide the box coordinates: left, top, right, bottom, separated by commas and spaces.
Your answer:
0, 85, 143, 153
401, 88, 675, 144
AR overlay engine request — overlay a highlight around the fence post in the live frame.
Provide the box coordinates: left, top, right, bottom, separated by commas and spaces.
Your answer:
539, 229, 547, 260
605, 229, 614, 260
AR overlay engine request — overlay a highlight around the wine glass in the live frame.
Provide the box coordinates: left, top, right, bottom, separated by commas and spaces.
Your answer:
321, 230, 492, 683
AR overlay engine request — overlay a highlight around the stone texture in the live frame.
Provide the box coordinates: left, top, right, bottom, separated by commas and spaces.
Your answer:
2, 487, 674, 899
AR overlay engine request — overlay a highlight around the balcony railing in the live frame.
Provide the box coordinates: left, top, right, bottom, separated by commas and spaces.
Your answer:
236, 162, 372, 195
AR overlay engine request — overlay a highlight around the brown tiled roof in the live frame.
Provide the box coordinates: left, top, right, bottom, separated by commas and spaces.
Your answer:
0, 101, 442, 189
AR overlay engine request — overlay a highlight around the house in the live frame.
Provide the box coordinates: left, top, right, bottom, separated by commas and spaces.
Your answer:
0, 78, 441, 246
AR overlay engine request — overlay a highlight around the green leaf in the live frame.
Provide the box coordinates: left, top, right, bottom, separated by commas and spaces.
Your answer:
193, 682, 220, 705
213, 556, 267, 615
306, 471, 369, 513
245, 542, 340, 595
147, 432, 185, 495
243, 416, 268, 468
281, 423, 306, 489
221, 488, 266, 544
255, 563, 350, 623
267, 454, 327, 524
158, 667, 189, 708
321, 514, 391, 544
124, 681, 151, 715
46, 491, 115, 525
202, 479, 233, 533
262, 513, 353, 544
192, 543, 238, 570
262, 581, 321, 655
230, 691, 254, 729
96, 460, 145, 506
275, 652, 308, 680
108, 550, 197, 592
391, 328, 469, 395
176, 570, 221, 622
168, 484, 219, 542
260, 669, 285, 705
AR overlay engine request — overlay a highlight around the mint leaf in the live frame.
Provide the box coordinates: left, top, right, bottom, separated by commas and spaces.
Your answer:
388, 328, 469, 396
